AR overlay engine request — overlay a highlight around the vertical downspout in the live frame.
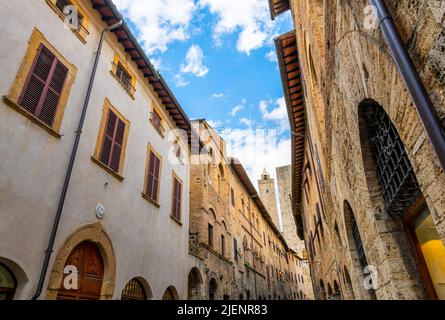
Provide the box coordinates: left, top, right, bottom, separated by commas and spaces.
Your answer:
30, 21, 122, 300
370, 0, 445, 172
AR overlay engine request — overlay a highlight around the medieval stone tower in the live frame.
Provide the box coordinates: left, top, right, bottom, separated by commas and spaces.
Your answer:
276, 165, 303, 252
258, 168, 280, 230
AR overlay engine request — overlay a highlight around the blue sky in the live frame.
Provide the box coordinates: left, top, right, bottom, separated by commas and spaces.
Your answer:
113, 0, 293, 187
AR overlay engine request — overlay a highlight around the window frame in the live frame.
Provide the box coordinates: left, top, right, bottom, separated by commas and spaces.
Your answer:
208, 224, 214, 248
4, 28, 77, 137
170, 171, 183, 225
92, 98, 130, 180
110, 54, 136, 98
150, 107, 165, 138
142, 143, 163, 207
46, 0, 90, 43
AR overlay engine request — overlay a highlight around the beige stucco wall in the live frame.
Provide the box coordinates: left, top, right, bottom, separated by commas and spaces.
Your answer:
0, 0, 194, 300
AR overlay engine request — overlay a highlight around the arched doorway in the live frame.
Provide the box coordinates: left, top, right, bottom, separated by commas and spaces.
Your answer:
208, 278, 217, 300
57, 241, 104, 300
333, 281, 342, 300
344, 200, 376, 300
359, 100, 445, 299
343, 266, 355, 300
188, 268, 203, 300
319, 280, 326, 300
162, 286, 179, 300
0, 263, 17, 300
121, 278, 148, 300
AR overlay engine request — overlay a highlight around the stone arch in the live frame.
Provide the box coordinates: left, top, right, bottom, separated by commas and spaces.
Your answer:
121, 277, 152, 300
358, 99, 440, 299
0, 257, 28, 299
333, 280, 342, 300
208, 278, 218, 300
46, 222, 116, 300
162, 285, 179, 300
319, 279, 326, 300
208, 207, 217, 221
188, 267, 204, 300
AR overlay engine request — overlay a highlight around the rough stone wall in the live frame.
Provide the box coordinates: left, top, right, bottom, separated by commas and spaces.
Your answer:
287, 0, 445, 300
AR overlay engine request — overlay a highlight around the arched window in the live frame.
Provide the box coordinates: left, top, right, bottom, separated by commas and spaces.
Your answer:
343, 266, 355, 300
57, 241, 104, 300
121, 278, 147, 300
162, 286, 178, 300
188, 268, 203, 300
0, 263, 17, 300
359, 100, 445, 299
209, 278, 217, 300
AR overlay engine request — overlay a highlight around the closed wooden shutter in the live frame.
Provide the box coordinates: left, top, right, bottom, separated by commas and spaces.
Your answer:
146, 151, 161, 202
99, 110, 125, 172
19, 44, 68, 127
172, 177, 182, 220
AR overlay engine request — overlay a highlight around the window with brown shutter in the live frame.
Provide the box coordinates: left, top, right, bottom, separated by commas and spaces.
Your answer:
99, 109, 125, 172
145, 149, 161, 204
171, 174, 182, 222
18, 44, 68, 127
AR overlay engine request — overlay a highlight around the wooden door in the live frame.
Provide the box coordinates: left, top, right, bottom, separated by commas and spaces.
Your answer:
57, 241, 104, 300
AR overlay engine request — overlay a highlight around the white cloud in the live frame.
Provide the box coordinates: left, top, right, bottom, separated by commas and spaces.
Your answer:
113, 0, 196, 54
211, 93, 225, 99
265, 50, 278, 62
198, 0, 279, 54
229, 98, 247, 116
220, 127, 291, 191
173, 74, 190, 88
180, 44, 209, 77
239, 118, 253, 127
206, 120, 223, 130
259, 97, 289, 133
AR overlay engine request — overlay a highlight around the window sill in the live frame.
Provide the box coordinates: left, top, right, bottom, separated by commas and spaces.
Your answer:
141, 192, 160, 208
170, 215, 183, 226
110, 71, 135, 100
46, 0, 89, 44
91, 156, 124, 181
2, 95, 62, 138
150, 118, 165, 138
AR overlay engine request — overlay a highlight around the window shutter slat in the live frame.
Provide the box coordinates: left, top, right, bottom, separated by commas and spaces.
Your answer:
110, 145, 122, 172
19, 45, 68, 126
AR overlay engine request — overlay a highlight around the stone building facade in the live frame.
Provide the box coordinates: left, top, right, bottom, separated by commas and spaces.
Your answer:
188, 120, 306, 300
276, 165, 314, 299
0, 0, 196, 300
270, 0, 445, 300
